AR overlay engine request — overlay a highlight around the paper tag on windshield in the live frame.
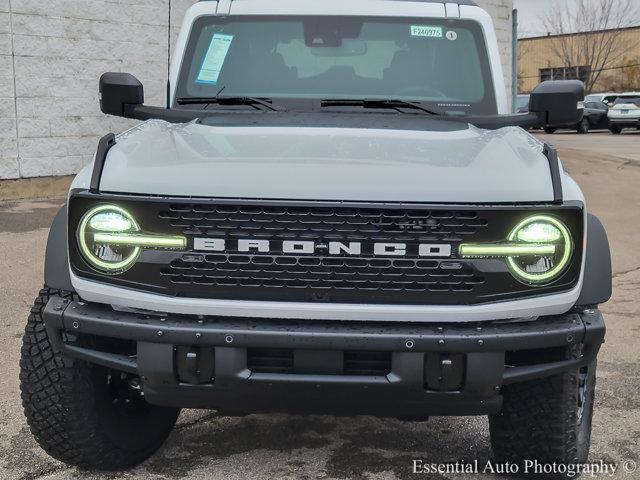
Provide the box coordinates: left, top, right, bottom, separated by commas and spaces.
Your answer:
410, 25, 443, 38
196, 33, 234, 85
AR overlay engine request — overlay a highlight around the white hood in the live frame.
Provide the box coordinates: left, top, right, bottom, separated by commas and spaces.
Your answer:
98, 119, 554, 203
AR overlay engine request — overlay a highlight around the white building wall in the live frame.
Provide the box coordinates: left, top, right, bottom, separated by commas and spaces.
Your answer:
478, 0, 513, 103
0, 0, 512, 180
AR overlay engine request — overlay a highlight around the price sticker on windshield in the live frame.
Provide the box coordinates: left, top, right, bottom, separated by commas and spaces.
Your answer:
196, 33, 234, 85
410, 25, 443, 38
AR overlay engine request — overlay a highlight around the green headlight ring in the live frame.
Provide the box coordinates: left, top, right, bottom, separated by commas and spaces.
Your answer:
77, 205, 142, 273
506, 215, 573, 284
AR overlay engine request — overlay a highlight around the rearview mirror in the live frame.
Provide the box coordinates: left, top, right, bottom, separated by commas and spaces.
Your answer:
529, 80, 584, 128
99, 72, 144, 117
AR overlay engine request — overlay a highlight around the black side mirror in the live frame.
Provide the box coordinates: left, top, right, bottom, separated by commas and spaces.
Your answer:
529, 80, 584, 128
99, 72, 144, 117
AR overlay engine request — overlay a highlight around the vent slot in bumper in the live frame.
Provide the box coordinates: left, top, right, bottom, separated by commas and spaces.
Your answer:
247, 348, 392, 376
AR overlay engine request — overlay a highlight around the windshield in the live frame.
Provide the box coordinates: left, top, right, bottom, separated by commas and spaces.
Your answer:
176, 16, 497, 115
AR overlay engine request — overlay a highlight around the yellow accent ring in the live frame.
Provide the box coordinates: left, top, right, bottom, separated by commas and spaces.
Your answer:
506, 215, 573, 284
77, 205, 141, 273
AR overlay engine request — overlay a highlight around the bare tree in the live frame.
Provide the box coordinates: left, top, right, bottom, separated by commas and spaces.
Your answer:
541, 0, 640, 93
517, 40, 532, 93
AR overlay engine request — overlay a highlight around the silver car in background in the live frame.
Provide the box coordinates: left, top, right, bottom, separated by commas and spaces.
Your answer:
608, 93, 640, 134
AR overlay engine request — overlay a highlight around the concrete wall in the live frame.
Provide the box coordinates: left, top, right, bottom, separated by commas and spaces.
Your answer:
0, 0, 512, 180
479, 0, 514, 100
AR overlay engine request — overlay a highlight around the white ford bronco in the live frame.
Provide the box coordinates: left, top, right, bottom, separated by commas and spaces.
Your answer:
20, 0, 611, 472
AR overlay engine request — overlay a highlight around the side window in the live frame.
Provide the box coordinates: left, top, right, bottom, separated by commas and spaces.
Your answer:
540, 68, 552, 83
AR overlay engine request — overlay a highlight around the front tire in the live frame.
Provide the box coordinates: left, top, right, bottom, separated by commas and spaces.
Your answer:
544, 127, 557, 134
19, 288, 181, 470
609, 126, 622, 134
489, 358, 596, 475
577, 119, 590, 134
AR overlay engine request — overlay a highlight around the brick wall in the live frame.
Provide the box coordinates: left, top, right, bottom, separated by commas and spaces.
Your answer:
0, 0, 512, 180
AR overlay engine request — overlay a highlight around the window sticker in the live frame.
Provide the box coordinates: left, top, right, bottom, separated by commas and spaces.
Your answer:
410, 25, 443, 38
446, 30, 458, 41
196, 33, 234, 85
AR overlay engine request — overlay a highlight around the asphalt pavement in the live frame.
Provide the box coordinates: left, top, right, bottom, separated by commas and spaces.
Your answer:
0, 131, 639, 480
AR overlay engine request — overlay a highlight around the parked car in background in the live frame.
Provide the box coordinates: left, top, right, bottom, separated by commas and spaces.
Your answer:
544, 100, 609, 134
516, 94, 530, 113
608, 93, 640, 134
585, 93, 619, 107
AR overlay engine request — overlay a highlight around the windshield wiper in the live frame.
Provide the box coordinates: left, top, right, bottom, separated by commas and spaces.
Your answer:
321, 99, 441, 115
176, 96, 285, 112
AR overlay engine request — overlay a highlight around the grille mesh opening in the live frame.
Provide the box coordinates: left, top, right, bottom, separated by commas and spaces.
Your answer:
158, 203, 487, 294
247, 348, 294, 374
344, 351, 392, 376
246, 348, 392, 376
162, 254, 484, 293
160, 204, 488, 240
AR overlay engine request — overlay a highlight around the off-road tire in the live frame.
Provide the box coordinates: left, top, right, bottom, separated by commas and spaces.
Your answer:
489, 357, 596, 477
609, 126, 622, 134
20, 287, 181, 470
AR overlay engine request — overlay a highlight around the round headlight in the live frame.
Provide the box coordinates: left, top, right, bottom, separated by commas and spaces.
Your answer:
77, 205, 141, 273
506, 215, 573, 284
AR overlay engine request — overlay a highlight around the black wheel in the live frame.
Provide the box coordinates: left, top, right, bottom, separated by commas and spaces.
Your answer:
544, 127, 557, 134
609, 126, 622, 134
489, 353, 596, 475
20, 287, 180, 470
577, 119, 590, 134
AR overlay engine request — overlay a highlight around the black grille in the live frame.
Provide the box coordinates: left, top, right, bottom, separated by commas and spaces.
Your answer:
163, 254, 484, 293
158, 204, 487, 298
68, 194, 585, 306
159, 204, 488, 241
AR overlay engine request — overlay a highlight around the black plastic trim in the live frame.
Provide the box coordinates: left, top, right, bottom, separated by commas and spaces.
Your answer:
123, 104, 205, 123
543, 143, 563, 203
42, 296, 605, 414
576, 214, 612, 306
44, 207, 73, 291
89, 133, 116, 192
44, 295, 605, 382
70, 188, 585, 209
125, 104, 547, 131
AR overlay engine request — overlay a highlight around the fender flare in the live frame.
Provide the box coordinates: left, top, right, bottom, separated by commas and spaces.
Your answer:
576, 214, 612, 307
44, 206, 73, 291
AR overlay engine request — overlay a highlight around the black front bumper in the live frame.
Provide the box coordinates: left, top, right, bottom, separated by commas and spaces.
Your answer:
43, 296, 605, 417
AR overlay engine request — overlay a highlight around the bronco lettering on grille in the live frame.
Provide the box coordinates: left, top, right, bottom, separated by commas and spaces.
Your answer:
193, 238, 452, 258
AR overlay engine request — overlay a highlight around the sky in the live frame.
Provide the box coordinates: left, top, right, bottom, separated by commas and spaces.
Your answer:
513, 0, 640, 38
